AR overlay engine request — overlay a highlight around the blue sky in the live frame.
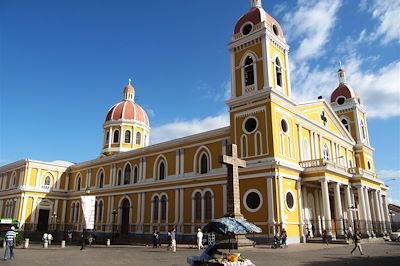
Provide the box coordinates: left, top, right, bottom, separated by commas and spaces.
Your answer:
1, 1, 399, 203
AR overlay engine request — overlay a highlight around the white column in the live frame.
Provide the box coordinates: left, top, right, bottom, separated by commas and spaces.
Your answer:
30, 197, 38, 223
377, 191, 387, 233
301, 186, 309, 225
175, 150, 180, 176
314, 190, 322, 235
297, 181, 305, 242
174, 189, 179, 225
13, 197, 20, 219
356, 186, 368, 235
363, 187, 373, 236
381, 195, 391, 232
179, 189, 184, 232
266, 176, 275, 236
373, 190, 383, 235
278, 176, 285, 227
333, 183, 344, 237
320, 178, 332, 235
344, 185, 354, 229
20, 195, 29, 227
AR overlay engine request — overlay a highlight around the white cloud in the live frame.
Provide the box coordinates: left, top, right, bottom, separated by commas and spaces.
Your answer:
378, 169, 400, 179
150, 112, 229, 144
283, 0, 341, 62
388, 197, 400, 206
369, 0, 400, 45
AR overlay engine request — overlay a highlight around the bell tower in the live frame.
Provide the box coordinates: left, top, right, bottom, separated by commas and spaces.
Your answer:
330, 66, 375, 172
225, 0, 293, 160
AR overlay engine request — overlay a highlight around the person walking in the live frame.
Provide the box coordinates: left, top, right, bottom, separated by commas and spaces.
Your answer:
196, 228, 204, 250
166, 230, 172, 251
171, 228, 176, 253
68, 231, 73, 245
350, 231, 364, 255
152, 230, 158, 248
3, 226, 16, 261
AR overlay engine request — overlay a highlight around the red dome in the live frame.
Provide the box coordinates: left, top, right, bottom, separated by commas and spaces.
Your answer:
105, 100, 149, 126
234, 7, 285, 40
330, 83, 360, 103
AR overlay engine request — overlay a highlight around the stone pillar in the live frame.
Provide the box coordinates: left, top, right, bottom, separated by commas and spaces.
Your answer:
314, 190, 322, 236
333, 183, 344, 237
382, 195, 391, 232
356, 186, 368, 236
344, 185, 354, 230
373, 190, 383, 235
363, 187, 373, 236
320, 178, 332, 235
266, 176, 275, 237
377, 191, 387, 234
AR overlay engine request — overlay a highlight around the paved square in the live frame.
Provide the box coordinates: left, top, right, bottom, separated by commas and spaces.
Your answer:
2, 241, 399, 266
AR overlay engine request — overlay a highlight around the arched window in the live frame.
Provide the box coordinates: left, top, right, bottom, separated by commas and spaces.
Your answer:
117, 170, 122, 186
105, 131, 110, 144
200, 153, 208, 174
113, 130, 120, 143
10, 173, 16, 188
76, 176, 81, 191
161, 195, 167, 220
194, 192, 202, 220
44, 176, 51, 186
341, 118, 350, 132
204, 191, 212, 220
153, 196, 159, 221
98, 200, 103, 222
124, 164, 131, 185
124, 130, 131, 143
158, 161, 165, 180
275, 57, 283, 87
244, 56, 255, 86
322, 144, 330, 160
98, 172, 104, 188
133, 166, 138, 183
75, 202, 80, 223
71, 203, 75, 222
136, 132, 141, 145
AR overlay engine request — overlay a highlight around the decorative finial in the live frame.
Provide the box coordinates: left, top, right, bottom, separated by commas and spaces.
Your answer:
251, 0, 262, 8
128, 78, 131, 85
338, 63, 346, 84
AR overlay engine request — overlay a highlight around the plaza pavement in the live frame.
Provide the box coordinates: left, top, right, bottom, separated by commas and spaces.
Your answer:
1, 240, 399, 266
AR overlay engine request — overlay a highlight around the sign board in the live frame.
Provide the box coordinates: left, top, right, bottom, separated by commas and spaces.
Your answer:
81, 195, 96, 230
0, 219, 12, 224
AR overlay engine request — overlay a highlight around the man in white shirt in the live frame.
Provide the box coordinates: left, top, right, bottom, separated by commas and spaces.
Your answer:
196, 228, 204, 250
3, 226, 16, 261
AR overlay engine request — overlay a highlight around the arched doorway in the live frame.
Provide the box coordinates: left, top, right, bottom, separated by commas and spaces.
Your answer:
121, 198, 130, 234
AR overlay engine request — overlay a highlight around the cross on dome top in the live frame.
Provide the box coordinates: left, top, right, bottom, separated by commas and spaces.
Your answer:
251, 0, 262, 8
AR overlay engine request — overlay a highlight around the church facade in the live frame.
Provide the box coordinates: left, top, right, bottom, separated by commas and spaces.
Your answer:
0, 1, 391, 244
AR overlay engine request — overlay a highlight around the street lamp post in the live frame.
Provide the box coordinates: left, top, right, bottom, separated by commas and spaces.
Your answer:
112, 209, 118, 240
80, 187, 91, 251
389, 210, 395, 233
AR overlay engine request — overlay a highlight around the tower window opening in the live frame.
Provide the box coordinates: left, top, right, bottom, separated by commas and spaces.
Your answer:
113, 130, 120, 143
136, 132, 142, 145
125, 130, 131, 143
124, 164, 131, 185
105, 131, 110, 144
159, 161, 165, 180
275, 57, 282, 87
244, 56, 255, 86
341, 118, 350, 132
242, 23, 253, 35
200, 153, 208, 174
272, 24, 279, 36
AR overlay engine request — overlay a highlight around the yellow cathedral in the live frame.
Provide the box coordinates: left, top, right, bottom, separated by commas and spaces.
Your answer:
0, 0, 392, 244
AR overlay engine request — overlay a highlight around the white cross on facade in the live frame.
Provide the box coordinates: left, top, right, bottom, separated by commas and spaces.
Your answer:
220, 144, 246, 218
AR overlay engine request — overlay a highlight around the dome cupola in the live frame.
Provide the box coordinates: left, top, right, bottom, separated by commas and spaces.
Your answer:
330, 66, 360, 105
101, 80, 150, 156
